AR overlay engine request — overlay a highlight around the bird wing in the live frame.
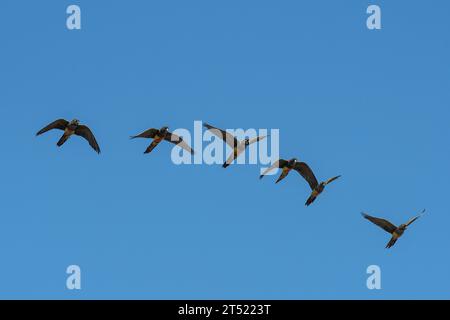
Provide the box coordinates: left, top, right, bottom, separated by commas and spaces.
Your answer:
405, 209, 425, 227
204, 123, 238, 148
36, 119, 68, 136
164, 132, 194, 155
130, 128, 158, 139
247, 135, 267, 145
293, 162, 319, 190
259, 159, 289, 177
325, 175, 341, 185
361, 213, 397, 234
74, 125, 101, 153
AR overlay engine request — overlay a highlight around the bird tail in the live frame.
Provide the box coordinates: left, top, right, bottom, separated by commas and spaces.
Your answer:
386, 236, 397, 249
56, 134, 70, 147
144, 140, 160, 154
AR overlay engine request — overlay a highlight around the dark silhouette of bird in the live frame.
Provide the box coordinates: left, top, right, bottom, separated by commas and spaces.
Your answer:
260, 158, 306, 183
304, 175, 341, 207
203, 123, 266, 168
131, 126, 194, 155
361, 210, 425, 248
36, 119, 101, 154
260, 158, 340, 206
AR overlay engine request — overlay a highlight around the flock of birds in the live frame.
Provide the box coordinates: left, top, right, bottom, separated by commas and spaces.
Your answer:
36, 118, 425, 249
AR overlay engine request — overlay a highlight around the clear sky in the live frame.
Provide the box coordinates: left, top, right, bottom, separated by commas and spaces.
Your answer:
0, 0, 449, 299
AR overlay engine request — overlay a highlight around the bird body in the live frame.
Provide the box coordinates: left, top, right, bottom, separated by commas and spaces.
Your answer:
305, 189, 320, 206
305, 176, 340, 206
275, 166, 292, 184
234, 146, 239, 157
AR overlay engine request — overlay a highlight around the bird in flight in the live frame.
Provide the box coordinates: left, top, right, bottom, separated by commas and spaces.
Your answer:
304, 174, 341, 207
361, 210, 425, 248
260, 158, 309, 183
36, 119, 101, 154
260, 158, 340, 206
131, 126, 194, 155
203, 123, 266, 168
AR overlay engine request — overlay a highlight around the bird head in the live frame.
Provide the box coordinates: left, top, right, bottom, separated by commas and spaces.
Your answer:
244, 138, 250, 145
289, 158, 298, 166
70, 119, 80, 126
160, 126, 169, 133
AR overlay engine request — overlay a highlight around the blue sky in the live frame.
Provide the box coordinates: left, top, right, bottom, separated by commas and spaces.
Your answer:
0, 0, 449, 299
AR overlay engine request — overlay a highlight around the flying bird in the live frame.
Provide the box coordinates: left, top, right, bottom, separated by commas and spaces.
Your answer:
131, 126, 194, 155
260, 158, 340, 206
361, 210, 425, 248
203, 123, 266, 168
304, 175, 341, 207
36, 119, 101, 154
260, 158, 307, 183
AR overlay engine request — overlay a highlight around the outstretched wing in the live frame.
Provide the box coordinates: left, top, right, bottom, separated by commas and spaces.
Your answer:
247, 135, 267, 145
74, 125, 101, 154
36, 119, 68, 136
259, 159, 288, 178
325, 175, 341, 185
361, 213, 397, 234
405, 209, 425, 227
204, 123, 238, 148
130, 128, 158, 139
293, 162, 319, 190
164, 132, 194, 155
